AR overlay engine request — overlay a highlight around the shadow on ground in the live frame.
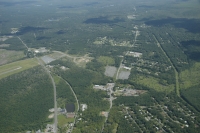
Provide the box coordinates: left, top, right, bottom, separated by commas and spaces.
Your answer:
144, 17, 200, 33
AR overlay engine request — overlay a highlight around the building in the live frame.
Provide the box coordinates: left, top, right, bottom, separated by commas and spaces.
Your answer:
81, 104, 88, 111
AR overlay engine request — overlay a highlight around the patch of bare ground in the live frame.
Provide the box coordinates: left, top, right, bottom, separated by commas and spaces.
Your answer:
118, 70, 131, 79
104, 66, 117, 77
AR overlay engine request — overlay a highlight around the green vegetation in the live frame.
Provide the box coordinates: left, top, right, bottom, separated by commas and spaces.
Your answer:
0, 58, 39, 79
0, 49, 25, 65
52, 64, 110, 132
0, 66, 54, 132
130, 75, 175, 92
104, 91, 200, 133
98, 56, 115, 66
179, 62, 200, 89
1, 0, 200, 132
58, 115, 74, 127
53, 75, 76, 108
181, 85, 200, 111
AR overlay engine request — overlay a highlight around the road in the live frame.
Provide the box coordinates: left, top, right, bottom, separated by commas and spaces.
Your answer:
17, 36, 29, 49
116, 60, 123, 80
124, 107, 143, 133
151, 97, 180, 125
17, 37, 58, 133
55, 76, 79, 133
63, 78, 79, 133
101, 83, 115, 133
153, 35, 180, 96
36, 57, 58, 133
53, 50, 92, 64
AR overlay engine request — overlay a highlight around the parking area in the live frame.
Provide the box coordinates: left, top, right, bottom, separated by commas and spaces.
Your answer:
41, 56, 55, 64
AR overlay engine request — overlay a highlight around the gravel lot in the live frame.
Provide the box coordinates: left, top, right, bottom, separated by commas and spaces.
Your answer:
118, 71, 130, 79
41, 56, 55, 64
104, 66, 117, 77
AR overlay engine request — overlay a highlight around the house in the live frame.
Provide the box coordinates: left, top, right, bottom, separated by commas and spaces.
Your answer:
81, 104, 87, 111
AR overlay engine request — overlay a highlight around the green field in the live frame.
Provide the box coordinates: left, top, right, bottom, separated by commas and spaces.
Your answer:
179, 62, 200, 89
0, 58, 39, 79
98, 56, 115, 66
134, 75, 175, 92
58, 114, 74, 127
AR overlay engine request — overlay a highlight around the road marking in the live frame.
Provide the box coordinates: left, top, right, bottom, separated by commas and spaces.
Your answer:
0, 66, 22, 76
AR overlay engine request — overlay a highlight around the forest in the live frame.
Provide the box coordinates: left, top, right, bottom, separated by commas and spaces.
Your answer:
0, 0, 200, 132
103, 91, 200, 133
0, 66, 54, 132
51, 64, 110, 132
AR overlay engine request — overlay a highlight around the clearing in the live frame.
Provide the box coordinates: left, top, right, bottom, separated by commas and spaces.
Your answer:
118, 70, 131, 80
98, 56, 115, 66
179, 62, 200, 89
0, 58, 39, 79
41, 56, 55, 64
0, 49, 25, 65
105, 66, 117, 77
136, 76, 174, 92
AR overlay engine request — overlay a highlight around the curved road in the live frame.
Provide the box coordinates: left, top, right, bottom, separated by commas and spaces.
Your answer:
57, 76, 79, 133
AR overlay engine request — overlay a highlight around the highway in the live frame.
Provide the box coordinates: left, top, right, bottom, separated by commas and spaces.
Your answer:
36, 57, 58, 133
18, 36, 58, 132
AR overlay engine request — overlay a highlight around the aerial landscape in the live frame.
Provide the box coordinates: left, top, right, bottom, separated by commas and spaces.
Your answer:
0, 0, 200, 133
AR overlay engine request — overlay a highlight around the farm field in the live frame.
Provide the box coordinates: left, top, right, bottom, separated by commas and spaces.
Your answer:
0, 58, 39, 79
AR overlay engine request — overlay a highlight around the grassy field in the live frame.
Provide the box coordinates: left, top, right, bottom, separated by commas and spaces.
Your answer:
179, 62, 200, 89
0, 49, 25, 65
98, 56, 115, 66
58, 114, 74, 127
0, 58, 39, 79
134, 76, 175, 92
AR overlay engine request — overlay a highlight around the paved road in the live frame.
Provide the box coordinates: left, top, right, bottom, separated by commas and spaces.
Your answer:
57, 76, 79, 133
101, 84, 115, 133
37, 57, 58, 133
116, 60, 123, 80
17, 37, 58, 132
53, 51, 92, 64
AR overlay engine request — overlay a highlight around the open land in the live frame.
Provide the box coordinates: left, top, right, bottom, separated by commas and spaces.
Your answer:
0, 0, 200, 132
0, 49, 25, 65
0, 58, 39, 79
104, 66, 117, 77
118, 70, 131, 80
